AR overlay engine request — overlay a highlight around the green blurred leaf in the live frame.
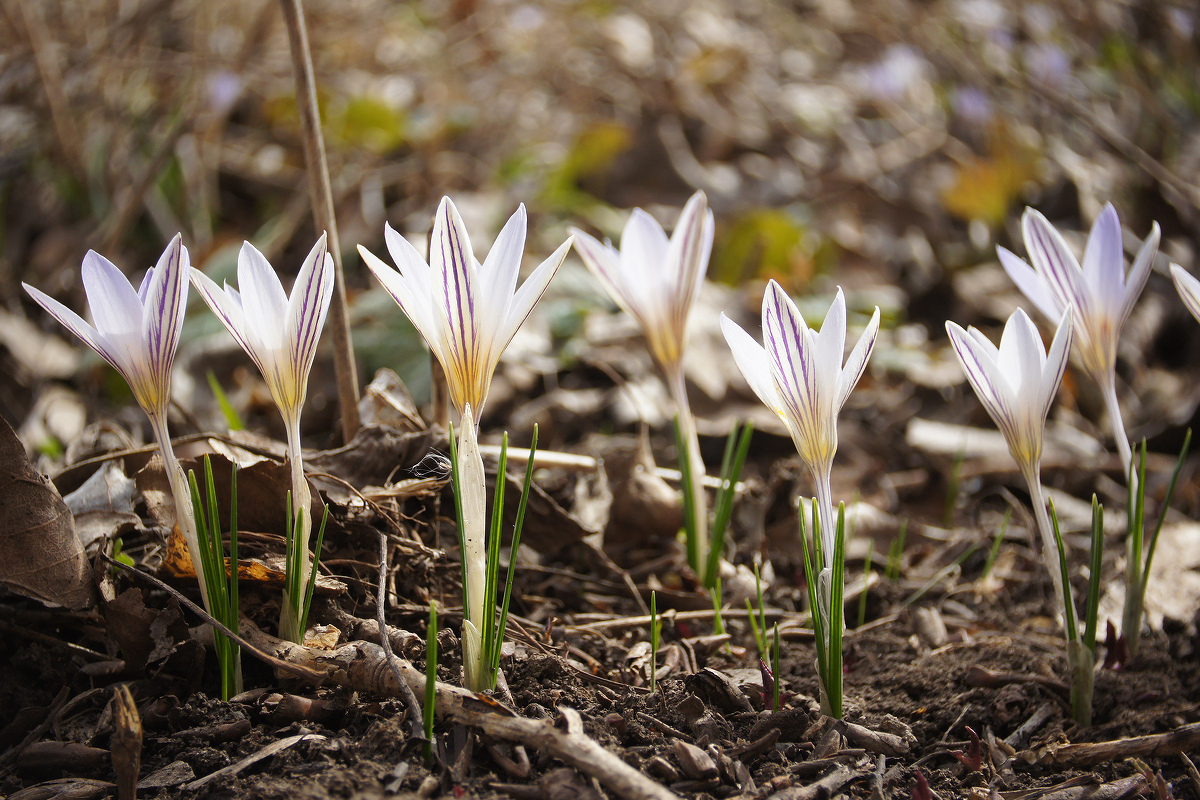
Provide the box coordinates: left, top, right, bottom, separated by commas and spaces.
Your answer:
541, 122, 632, 211
713, 208, 823, 289
329, 96, 406, 155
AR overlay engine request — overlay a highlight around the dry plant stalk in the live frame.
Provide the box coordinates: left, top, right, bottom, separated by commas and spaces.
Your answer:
110, 685, 142, 800
278, 0, 361, 442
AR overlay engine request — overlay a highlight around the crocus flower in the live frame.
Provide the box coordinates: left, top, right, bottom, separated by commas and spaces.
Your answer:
570, 192, 716, 582
570, 192, 713, 380
998, 204, 1159, 476
190, 235, 334, 642
359, 197, 571, 689
945, 308, 1073, 612
721, 282, 880, 556
1171, 263, 1200, 327
358, 198, 573, 420
23, 236, 212, 611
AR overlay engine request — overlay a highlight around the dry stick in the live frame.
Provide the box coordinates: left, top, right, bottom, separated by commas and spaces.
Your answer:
241, 626, 681, 800
1037, 723, 1200, 768
279, 0, 361, 443
376, 530, 425, 739
4, 0, 83, 180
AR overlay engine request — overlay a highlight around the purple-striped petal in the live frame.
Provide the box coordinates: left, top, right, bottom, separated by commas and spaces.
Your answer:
190, 268, 256, 361
286, 234, 334, 390
1022, 208, 1089, 318
81, 250, 143, 360
140, 235, 188, 406
665, 192, 713, 318
946, 320, 1021, 450
431, 197, 484, 411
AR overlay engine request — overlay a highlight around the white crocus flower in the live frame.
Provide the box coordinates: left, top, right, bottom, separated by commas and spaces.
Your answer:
358, 197, 572, 419
721, 282, 880, 558
360, 197, 571, 690
998, 205, 1159, 478
571, 192, 715, 581
1171, 263, 1200, 327
945, 308, 1074, 616
23, 236, 212, 610
190, 235, 334, 642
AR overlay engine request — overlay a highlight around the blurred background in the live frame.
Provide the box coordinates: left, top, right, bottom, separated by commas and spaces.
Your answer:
3, 0, 1199, 462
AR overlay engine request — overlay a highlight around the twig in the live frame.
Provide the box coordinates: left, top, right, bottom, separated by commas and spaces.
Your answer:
1036, 723, 1200, 768
240, 626, 681, 800
3, 0, 83, 180
377, 530, 425, 740
279, 0, 361, 442
183, 733, 327, 790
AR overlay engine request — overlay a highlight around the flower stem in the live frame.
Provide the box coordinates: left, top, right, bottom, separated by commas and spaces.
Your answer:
148, 413, 212, 614
280, 415, 312, 643
1101, 381, 1135, 495
669, 368, 710, 585
457, 409, 489, 691
1023, 466, 1075, 638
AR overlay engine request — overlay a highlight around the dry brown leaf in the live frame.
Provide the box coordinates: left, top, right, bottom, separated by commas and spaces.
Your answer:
0, 414, 94, 609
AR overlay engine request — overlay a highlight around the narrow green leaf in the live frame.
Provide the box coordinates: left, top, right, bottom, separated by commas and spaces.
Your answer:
1048, 497, 1078, 642
1083, 496, 1103, 655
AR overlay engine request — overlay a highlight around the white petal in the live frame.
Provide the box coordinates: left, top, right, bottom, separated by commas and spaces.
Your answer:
478, 204, 528, 326
140, 235, 188, 400
1172, 264, 1200, 324
431, 197, 483, 411
815, 288, 848, 396
22, 282, 120, 371
997, 246, 1063, 322
237, 241, 288, 354
836, 305, 880, 411
359, 243, 442, 361
570, 228, 638, 316
946, 320, 1020, 444
720, 313, 786, 419
1119, 222, 1159, 327
997, 307, 1045, 400
620, 208, 670, 296
665, 192, 713, 316
1022, 208, 1089, 318
1039, 308, 1073, 423
1081, 204, 1123, 315
496, 237, 571, 352
190, 267, 256, 358
287, 234, 334, 386
760, 281, 811, 422
80, 250, 142, 348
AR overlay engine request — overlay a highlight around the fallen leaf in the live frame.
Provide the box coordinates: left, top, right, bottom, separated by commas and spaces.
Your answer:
0, 414, 94, 609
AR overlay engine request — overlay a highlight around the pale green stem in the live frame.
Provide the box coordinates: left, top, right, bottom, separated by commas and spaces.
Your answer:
279, 414, 311, 643
457, 412, 488, 691
148, 412, 212, 614
1103, 379, 1146, 653
811, 463, 838, 653
1022, 464, 1075, 639
1100, 380, 1135, 495
668, 367, 709, 583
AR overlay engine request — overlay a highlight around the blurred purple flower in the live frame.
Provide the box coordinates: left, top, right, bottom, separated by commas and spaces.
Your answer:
1025, 43, 1071, 86
952, 87, 993, 126
864, 45, 929, 102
